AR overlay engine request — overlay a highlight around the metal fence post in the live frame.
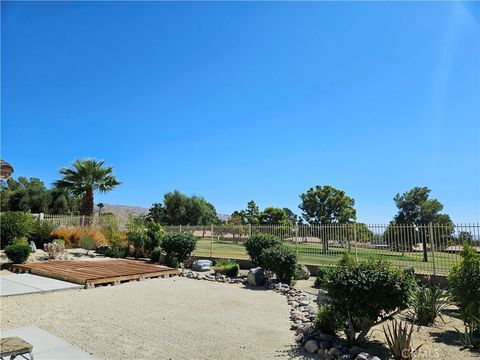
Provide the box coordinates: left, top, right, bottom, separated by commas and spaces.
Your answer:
429, 222, 436, 275
210, 224, 214, 258
353, 223, 358, 265
295, 225, 299, 257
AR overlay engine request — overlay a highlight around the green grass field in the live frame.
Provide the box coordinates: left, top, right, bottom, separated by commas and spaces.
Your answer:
193, 237, 460, 275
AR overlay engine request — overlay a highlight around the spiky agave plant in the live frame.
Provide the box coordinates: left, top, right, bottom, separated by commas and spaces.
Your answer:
409, 284, 451, 326
383, 318, 423, 360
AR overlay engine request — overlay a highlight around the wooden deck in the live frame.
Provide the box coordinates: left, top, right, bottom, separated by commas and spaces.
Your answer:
8, 259, 178, 287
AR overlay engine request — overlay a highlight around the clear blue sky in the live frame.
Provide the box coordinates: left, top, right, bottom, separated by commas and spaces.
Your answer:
2, 1, 479, 223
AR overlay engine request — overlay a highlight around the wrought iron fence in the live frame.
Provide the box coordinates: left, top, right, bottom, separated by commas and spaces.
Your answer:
36, 214, 479, 275
163, 223, 480, 275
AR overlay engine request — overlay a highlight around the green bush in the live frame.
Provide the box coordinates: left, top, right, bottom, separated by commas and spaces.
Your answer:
79, 235, 97, 250
4, 243, 31, 263
160, 232, 196, 262
448, 245, 480, 348
245, 233, 281, 266
105, 246, 128, 258
126, 229, 148, 259
145, 219, 164, 255
410, 284, 451, 326
29, 221, 56, 248
260, 245, 297, 284
0, 212, 35, 249
324, 260, 416, 344
314, 267, 333, 288
314, 304, 342, 335
165, 255, 179, 268
150, 247, 162, 263
214, 260, 240, 277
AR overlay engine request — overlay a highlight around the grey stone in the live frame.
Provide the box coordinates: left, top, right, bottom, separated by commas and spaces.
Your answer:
246, 267, 266, 286
329, 347, 343, 357
295, 264, 310, 280
369, 357, 381, 360
299, 300, 310, 306
192, 260, 212, 272
304, 340, 319, 354
340, 355, 352, 360
317, 332, 336, 342
356, 353, 370, 360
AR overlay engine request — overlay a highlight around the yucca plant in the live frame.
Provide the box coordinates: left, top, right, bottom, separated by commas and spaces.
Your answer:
455, 304, 480, 349
383, 318, 422, 360
409, 284, 451, 326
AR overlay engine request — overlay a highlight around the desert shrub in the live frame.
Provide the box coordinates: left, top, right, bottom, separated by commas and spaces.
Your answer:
30, 221, 56, 248
214, 260, 240, 277
150, 247, 162, 262
245, 233, 281, 266
44, 240, 66, 259
50, 227, 107, 248
4, 243, 31, 263
105, 246, 128, 258
314, 267, 334, 288
324, 260, 416, 344
409, 284, 451, 326
260, 245, 297, 284
79, 235, 97, 250
144, 219, 164, 255
160, 232, 196, 262
448, 245, 480, 348
101, 215, 125, 247
0, 212, 35, 248
165, 255, 179, 268
314, 304, 342, 335
126, 230, 148, 259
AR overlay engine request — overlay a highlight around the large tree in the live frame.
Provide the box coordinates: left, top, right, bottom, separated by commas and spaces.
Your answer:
147, 190, 218, 226
389, 187, 453, 261
54, 159, 121, 216
299, 185, 356, 224
259, 207, 288, 225
393, 186, 452, 225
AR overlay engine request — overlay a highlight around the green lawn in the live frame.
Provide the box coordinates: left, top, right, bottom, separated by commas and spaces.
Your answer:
193, 237, 460, 275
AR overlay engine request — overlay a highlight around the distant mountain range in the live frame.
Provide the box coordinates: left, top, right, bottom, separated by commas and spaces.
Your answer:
94, 203, 230, 223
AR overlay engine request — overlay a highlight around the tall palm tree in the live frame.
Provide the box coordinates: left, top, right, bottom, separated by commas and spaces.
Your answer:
97, 202, 104, 215
54, 159, 121, 216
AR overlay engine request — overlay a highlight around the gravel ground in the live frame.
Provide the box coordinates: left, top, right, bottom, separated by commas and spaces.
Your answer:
1, 276, 300, 360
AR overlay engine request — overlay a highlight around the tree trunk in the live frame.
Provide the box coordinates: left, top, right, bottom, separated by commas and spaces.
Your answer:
81, 186, 94, 216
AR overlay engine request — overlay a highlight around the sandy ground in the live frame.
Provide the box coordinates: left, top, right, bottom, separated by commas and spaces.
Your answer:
1, 276, 301, 360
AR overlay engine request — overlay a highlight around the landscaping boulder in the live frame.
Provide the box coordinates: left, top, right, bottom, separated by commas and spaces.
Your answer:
247, 267, 266, 286
295, 264, 310, 280
192, 260, 212, 272
304, 340, 319, 354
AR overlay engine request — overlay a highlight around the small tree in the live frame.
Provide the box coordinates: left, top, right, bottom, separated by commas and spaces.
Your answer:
160, 232, 196, 262
324, 260, 415, 344
260, 245, 297, 284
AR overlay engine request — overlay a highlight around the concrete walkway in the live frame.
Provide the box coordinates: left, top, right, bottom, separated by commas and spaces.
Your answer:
0, 273, 82, 296
1, 326, 95, 359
